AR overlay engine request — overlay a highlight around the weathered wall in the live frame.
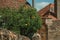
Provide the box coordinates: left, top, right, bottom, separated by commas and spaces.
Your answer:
48, 20, 60, 40
37, 24, 48, 40
48, 0, 60, 40
57, 0, 60, 19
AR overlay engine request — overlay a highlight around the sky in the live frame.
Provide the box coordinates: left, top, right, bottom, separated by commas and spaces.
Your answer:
27, 0, 54, 11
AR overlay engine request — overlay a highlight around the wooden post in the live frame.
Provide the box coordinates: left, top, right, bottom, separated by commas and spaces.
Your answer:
54, 0, 57, 18
32, 0, 34, 8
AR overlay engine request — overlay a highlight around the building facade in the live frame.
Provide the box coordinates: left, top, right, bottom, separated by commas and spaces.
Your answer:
38, 0, 60, 40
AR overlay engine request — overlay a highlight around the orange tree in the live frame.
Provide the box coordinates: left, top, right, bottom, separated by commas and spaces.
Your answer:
0, 6, 42, 39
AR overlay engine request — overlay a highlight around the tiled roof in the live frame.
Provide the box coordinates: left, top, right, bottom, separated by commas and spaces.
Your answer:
50, 4, 54, 8
38, 4, 55, 16
38, 3, 57, 21
18, 0, 26, 2
38, 4, 51, 17
0, 0, 30, 8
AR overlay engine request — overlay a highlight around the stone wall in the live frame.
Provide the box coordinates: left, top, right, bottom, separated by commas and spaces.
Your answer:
57, 0, 60, 19
0, 28, 42, 40
0, 28, 30, 40
48, 20, 60, 40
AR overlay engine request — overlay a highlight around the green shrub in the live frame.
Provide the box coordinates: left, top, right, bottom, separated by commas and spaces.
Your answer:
0, 6, 42, 39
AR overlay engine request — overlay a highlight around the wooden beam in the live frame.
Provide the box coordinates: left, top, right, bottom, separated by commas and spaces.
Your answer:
54, 0, 57, 18
32, 0, 34, 7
